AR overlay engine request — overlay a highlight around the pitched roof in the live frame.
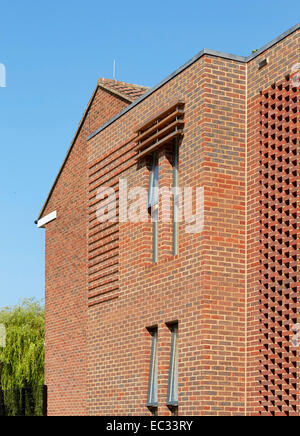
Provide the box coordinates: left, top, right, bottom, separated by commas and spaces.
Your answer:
37, 78, 149, 221
98, 78, 149, 102
37, 22, 300, 223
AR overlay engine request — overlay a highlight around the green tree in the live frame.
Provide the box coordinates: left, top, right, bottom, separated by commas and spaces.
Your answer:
0, 299, 44, 390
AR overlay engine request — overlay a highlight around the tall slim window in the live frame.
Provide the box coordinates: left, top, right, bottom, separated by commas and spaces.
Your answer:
167, 323, 178, 410
172, 138, 179, 255
148, 152, 159, 262
147, 327, 158, 408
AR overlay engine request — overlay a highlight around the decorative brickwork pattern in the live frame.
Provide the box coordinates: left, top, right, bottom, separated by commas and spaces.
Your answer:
39, 26, 299, 415
86, 55, 246, 416
246, 28, 299, 415
87, 135, 138, 306
258, 78, 298, 416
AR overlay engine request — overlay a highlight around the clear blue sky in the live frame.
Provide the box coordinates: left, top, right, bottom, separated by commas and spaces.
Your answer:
0, 0, 298, 307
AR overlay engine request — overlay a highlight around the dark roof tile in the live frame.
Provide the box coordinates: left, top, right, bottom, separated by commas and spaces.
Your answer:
98, 78, 149, 102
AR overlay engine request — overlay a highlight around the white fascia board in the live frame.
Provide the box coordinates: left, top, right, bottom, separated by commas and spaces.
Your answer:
37, 210, 57, 228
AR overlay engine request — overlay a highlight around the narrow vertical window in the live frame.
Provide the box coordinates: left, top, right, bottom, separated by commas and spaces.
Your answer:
147, 327, 158, 409
148, 152, 159, 262
172, 138, 179, 255
167, 323, 178, 411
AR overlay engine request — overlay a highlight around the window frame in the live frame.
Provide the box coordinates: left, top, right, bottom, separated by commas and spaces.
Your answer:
167, 323, 179, 407
172, 138, 179, 256
147, 327, 158, 408
148, 152, 159, 262
147, 152, 159, 209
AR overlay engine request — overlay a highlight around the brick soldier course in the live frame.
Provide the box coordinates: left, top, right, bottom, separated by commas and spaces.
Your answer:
37, 24, 299, 416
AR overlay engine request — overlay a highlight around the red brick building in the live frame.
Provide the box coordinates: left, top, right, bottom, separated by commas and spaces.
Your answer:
37, 24, 299, 416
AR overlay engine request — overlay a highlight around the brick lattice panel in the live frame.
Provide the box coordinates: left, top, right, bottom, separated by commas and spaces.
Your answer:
258, 78, 299, 416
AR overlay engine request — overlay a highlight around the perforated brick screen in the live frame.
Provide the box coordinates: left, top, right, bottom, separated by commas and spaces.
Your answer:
259, 78, 299, 416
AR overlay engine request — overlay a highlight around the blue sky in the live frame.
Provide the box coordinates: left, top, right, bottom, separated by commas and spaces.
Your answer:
0, 0, 298, 307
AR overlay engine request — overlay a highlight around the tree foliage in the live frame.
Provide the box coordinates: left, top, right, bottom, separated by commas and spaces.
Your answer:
0, 299, 44, 390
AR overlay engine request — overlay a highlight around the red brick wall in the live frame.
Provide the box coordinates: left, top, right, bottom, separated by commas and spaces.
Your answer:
87, 55, 246, 416
43, 86, 129, 415
41, 27, 299, 416
246, 29, 300, 416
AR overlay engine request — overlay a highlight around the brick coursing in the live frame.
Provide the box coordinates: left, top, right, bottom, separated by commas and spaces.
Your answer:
40, 27, 299, 415
43, 86, 129, 416
246, 29, 299, 416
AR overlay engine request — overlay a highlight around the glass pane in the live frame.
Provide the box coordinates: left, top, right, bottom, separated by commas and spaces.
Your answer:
167, 325, 178, 404
172, 140, 179, 255
148, 153, 159, 208
147, 329, 158, 406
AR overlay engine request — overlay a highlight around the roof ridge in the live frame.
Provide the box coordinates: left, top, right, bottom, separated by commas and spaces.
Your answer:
97, 78, 149, 103
36, 78, 149, 220
98, 77, 149, 89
